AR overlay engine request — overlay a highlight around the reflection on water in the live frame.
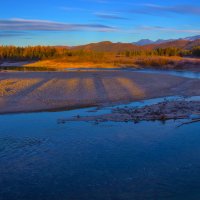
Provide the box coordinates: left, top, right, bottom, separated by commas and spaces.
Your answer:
132, 69, 200, 79
2, 67, 200, 80
64, 68, 200, 79
1, 106, 200, 200
0, 66, 57, 71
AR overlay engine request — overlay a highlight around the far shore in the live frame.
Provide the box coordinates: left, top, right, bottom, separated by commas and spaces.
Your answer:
1, 57, 200, 72
1, 70, 200, 114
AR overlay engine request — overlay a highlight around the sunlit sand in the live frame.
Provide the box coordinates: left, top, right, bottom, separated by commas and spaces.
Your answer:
1, 70, 200, 113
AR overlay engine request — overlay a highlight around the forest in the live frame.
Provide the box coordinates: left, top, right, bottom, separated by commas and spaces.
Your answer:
0, 45, 198, 61
0, 45, 200, 68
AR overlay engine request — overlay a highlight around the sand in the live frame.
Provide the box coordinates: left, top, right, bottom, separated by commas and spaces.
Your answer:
0, 70, 200, 114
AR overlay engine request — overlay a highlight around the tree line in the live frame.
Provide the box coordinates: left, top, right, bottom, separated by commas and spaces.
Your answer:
0, 45, 199, 61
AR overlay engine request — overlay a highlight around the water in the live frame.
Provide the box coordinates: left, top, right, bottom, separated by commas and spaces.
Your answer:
64, 68, 200, 79
63, 68, 200, 81
2, 67, 200, 79
130, 69, 200, 79
0, 66, 58, 71
1, 67, 200, 199
1, 104, 200, 200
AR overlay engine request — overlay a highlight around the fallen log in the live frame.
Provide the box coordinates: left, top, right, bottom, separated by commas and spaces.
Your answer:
177, 118, 200, 128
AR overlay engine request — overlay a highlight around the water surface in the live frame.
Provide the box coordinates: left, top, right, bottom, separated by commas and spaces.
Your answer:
2, 66, 200, 80
1, 66, 200, 199
131, 69, 200, 79
1, 105, 200, 200
65, 68, 200, 79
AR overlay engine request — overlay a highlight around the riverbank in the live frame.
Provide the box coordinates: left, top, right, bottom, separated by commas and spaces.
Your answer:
1, 57, 200, 72
1, 70, 200, 114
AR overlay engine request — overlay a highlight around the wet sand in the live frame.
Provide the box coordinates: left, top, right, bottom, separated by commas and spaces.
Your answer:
1, 71, 200, 114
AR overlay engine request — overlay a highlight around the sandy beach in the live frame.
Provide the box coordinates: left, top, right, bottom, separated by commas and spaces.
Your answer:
0, 70, 200, 114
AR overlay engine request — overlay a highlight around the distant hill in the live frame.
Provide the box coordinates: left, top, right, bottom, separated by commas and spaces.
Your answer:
144, 40, 189, 49
69, 36, 200, 53
133, 35, 200, 46
184, 39, 200, 49
133, 39, 174, 46
133, 39, 154, 46
184, 35, 200, 41
73, 41, 142, 52
144, 39, 200, 50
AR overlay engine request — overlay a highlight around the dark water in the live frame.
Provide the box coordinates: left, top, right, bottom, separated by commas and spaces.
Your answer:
131, 69, 200, 79
1, 106, 200, 200
64, 68, 200, 79
0, 66, 58, 71
2, 66, 200, 80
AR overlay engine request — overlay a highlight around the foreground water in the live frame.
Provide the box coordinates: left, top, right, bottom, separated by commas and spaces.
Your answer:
1, 101, 200, 200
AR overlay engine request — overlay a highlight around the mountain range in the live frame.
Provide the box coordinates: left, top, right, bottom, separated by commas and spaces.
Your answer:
133, 35, 200, 46
67, 35, 200, 52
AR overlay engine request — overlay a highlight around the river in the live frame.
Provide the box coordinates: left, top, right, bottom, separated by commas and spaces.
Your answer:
1, 70, 200, 200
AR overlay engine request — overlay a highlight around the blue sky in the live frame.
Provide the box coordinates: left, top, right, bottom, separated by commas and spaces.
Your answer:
1, 0, 200, 46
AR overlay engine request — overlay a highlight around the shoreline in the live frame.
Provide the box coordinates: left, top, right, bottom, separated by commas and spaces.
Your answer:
0, 94, 198, 115
1, 57, 200, 72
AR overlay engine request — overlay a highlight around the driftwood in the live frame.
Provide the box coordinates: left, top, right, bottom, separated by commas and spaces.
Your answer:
177, 118, 200, 128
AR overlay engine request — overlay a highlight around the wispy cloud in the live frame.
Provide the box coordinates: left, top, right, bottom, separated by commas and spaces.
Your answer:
138, 26, 200, 34
130, 4, 200, 16
0, 31, 28, 37
94, 12, 128, 20
0, 18, 117, 32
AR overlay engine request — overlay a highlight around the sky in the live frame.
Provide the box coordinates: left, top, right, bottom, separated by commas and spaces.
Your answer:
1, 0, 200, 46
